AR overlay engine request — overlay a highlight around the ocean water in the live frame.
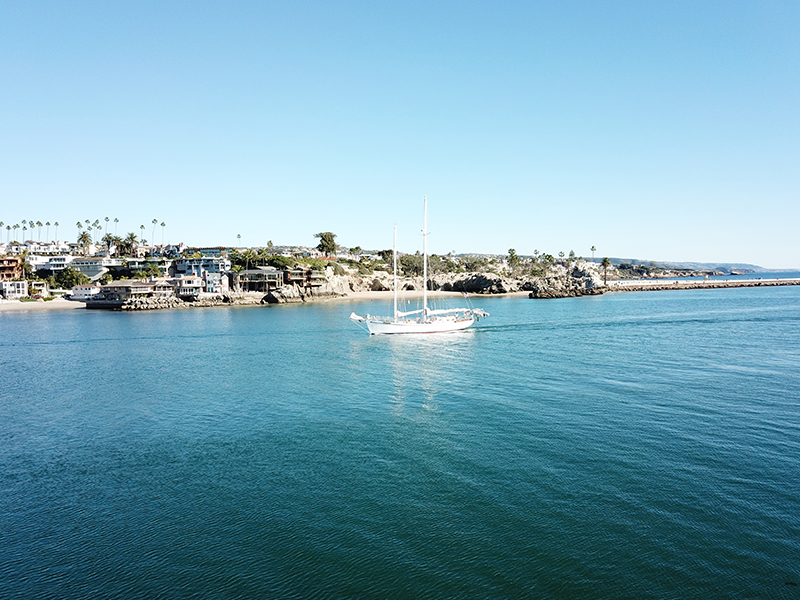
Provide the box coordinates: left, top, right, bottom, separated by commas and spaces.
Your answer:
2, 287, 800, 599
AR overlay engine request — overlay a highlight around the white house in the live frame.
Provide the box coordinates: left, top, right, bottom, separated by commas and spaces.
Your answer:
0, 280, 28, 299
70, 283, 102, 300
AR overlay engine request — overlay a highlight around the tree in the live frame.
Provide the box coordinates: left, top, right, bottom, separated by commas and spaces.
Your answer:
507, 248, 520, 275
102, 233, 114, 253
601, 257, 611, 285
54, 222, 59, 240
77, 231, 92, 255
152, 219, 158, 244
160, 222, 166, 245
113, 217, 119, 236
46, 221, 51, 241
123, 232, 138, 256
55, 267, 90, 289
314, 232, 337, 257
351, 246, 363, 258
590, 245, 596, 262
36, 221, 43, 240
399, 253, 423, 276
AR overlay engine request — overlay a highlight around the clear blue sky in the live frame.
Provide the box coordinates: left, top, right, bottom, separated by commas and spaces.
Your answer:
2, 1, 798, 267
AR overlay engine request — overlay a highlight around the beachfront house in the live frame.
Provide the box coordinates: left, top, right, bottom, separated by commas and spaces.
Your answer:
1, 280, 28, 299
70, 283, 102, 301
29, 281, 50, 297
97, 280, 175, 301
170, 275, 204, 298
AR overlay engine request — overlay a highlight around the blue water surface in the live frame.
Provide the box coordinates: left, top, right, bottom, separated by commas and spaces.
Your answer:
2, 287, 800, 599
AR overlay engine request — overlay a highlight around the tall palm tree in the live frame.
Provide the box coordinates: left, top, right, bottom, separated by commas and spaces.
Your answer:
36, 221, 43, 240
5, 225, 10, 243
54, 222, 59, 241
151, 219, 158, 245
601, 257, 611, 285
22, 225, 28, 240
113, 217, 119, 236
77, 231, 92, 255
13, 223, 19, 242
46, 222, 51, 241
104, 216, 109, 236
160, 222, 166, 246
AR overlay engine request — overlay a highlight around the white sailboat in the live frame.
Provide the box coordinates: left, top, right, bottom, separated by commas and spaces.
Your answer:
350, 197, 489, 335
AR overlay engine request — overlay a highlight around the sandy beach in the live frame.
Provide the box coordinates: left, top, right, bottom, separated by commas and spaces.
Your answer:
0, 298, 86, 312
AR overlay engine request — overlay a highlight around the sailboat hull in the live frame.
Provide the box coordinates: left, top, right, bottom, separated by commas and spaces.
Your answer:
366, 316, 475, 335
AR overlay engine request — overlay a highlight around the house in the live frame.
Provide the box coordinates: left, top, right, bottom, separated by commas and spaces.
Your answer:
70, 283, 102, 301
172, 256, 231, 293
28, 254, 75, 273
0, 256, 24, 281
233, 267, 283, 292
170, 275, 204, 298
29, 281, 50, 297
97, 280, 174, 301
0, 280, 28, 299
71, 257, 125, 281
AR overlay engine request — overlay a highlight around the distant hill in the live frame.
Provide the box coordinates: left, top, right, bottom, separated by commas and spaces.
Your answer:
597, 259, 769, 272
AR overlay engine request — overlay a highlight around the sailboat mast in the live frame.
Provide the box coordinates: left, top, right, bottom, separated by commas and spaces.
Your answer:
422, 196, 428, 321
393, 224, 398, 322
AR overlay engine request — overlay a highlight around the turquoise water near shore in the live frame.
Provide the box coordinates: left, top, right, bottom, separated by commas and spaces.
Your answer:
2, 287, 800, 598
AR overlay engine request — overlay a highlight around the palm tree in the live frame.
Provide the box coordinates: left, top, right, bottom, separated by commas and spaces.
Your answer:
0, 222, 4, 240
111, 235, 123, 257
104, 217, 109, 236
5, 225, 10, 243
601, 257, 611, 285
140, 225, 145, 246
590, 245, 596, 262
22, 225, 28, 240
76, 221, 83, 239
152, 219, 158, 245
558, 251, 565, 264
13, 223, 19, 242
77, 231, 92, 255
124, 232, 138, 256
113, 217, 119, 236
101, 233, 114, 254
54, 222, 59, 241
46, 222, 51, 241
36, 221, 43, 240
160, 222, 166, 246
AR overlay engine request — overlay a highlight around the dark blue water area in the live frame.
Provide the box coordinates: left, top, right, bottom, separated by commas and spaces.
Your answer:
2, 287, 800, 599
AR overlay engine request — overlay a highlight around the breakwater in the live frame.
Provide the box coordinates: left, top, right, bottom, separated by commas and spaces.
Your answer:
609, 278, 800, 293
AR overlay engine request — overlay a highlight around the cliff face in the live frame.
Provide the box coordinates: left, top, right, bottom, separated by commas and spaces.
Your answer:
324, 260, 609, 300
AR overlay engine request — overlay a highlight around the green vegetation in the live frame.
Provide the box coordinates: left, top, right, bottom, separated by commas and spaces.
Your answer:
314, 232, 337, 257
54, 267, 91, 288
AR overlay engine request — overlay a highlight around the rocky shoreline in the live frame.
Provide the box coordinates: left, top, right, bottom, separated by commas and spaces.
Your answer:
79, 261, 800, 311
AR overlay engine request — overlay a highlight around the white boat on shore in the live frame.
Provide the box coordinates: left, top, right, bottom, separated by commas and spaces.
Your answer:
349, 197, 489, 335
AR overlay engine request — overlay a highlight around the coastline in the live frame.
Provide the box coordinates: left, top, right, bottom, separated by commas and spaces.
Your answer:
2, 278, 798, 314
